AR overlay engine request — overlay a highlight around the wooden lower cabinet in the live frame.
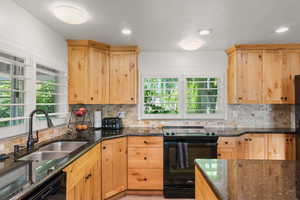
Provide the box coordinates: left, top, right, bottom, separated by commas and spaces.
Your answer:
195, 166, 218, 200
102, 137, 128, 199
217, 133, 296, 160
127, 136, 163, 190
64, 143, 101, 200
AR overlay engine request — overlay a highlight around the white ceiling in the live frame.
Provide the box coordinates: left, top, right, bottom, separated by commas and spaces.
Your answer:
14, 0, 300, 51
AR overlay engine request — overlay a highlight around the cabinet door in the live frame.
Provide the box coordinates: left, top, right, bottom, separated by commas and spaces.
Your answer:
267, 134, 288, 160
102, 137, 127, 199
109, 52, 138, 104
227, 52, 238, 104
217, 147, 237, 159
285, 51, 300, 104
68, 47, 89, 104
84, 159, 101, 200
237, 50, 263, 103
89, 48, 110, 104
286, 134, 296, 160
243, 134, 267, 159
263, 50, 289, 104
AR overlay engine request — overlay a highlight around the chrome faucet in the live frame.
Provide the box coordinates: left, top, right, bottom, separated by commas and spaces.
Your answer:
27, 109, 54, 151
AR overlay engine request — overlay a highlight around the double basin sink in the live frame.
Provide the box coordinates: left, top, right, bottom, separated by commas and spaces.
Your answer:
18, 141, 88, 162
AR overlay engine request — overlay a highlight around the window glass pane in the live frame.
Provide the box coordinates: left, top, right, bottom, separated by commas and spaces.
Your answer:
0, 56, 25, 127
36, 64, 64, 116
186, 78, 219, 114
143, 78, 179, 114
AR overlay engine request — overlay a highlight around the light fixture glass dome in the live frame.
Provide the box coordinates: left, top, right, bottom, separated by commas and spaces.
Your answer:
53, 5, 89, 24
178, 38, 205, 51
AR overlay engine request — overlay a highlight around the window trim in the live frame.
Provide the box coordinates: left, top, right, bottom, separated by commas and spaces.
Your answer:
139, 73, 225, 120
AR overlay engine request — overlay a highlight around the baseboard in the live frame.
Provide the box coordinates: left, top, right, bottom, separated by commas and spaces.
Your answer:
105, 191, 126, 200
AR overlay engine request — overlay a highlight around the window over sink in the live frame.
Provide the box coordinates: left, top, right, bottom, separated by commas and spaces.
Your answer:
140, 75, 224, 119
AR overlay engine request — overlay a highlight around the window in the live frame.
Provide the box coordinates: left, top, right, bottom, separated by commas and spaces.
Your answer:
0, 53, 26, 127
0, 48, 67, 137
141, 75, 224, 119
36, 64, 67, 121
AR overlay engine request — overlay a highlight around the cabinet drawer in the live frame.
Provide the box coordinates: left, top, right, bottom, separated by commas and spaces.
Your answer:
217, 137, 237, 147
128, 169, 163, 190
128, 136, 163, 148
128, 147, 163, 169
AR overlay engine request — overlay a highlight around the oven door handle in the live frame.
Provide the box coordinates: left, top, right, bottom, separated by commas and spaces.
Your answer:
164, 141, 217, 146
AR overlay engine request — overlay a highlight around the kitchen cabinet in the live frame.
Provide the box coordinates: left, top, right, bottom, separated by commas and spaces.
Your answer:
227, 50, 263, 104
68, 40, 110, 104
64, 143, 101, 200
128, 136, 163, 190
217, 137, 238, 159
109, 47, 138, 104
226, 44, 300, 104
195, 166, 218, 200
218, 133, 296, 160
68, 40, 139, 104
102, 137, 127, 199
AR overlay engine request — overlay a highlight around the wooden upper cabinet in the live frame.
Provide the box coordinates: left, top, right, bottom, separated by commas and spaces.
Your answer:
68, 46, 89, 104
89, 47, 110, 104
109, 47, 138, 104
68, 40, 138, 104
226, 44, 300, 104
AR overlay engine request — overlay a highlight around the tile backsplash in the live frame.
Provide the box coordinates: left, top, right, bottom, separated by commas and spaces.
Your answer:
78, 104, 295, 129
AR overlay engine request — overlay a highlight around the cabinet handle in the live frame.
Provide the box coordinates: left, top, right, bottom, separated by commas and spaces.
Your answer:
245, 138, 248, 141
103, 146, 106, 150
85, 173, 92, 180
144, 157, 147, 160
280, 97, 284, 100
249, 138, 252, 141
286, 138, 289, 142
91, 97, 94, 100
238, 97, 243, 100
224, 141, 228, 144
144, 178, 147, 181
144, 141, 148, 144
217, 153, 221, 156
285, 97, 288, 101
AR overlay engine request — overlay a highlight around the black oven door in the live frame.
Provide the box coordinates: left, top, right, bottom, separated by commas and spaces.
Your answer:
164, 138, 217, 187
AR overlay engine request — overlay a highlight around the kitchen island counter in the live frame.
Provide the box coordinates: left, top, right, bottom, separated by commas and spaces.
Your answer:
195, 159, 300, 200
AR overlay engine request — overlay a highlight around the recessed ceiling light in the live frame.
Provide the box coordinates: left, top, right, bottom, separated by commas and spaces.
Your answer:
275, 27, 289, 33
199, 29, 212, 35
178, 38, 205, 51
52, 4, 89, 24
121, 28, 132, 35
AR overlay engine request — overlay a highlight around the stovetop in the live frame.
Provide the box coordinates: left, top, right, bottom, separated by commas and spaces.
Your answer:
163, 126, 217, 137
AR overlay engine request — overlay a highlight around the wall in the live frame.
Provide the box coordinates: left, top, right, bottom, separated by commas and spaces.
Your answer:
0, 0, 67, 68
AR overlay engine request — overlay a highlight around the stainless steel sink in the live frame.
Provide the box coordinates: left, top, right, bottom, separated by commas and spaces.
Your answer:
39, 141, 88, 152
18, 151, 69, 162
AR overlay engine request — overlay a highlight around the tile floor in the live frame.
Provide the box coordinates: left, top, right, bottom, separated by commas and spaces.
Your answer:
119, 195, 194, 200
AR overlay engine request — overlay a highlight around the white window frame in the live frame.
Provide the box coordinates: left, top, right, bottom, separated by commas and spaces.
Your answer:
139, 73, 225, 120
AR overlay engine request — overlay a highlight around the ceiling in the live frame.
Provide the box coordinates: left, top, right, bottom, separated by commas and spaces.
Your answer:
14, 0, 300, 51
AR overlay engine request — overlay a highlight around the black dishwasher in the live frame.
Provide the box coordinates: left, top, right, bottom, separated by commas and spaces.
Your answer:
22, 172, 66, 200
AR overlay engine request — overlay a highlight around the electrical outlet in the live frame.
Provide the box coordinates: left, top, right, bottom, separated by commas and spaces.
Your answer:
117, 112, 126, 118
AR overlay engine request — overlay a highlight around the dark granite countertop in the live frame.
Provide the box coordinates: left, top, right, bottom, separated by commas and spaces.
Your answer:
195, 159, 300, 200
0, 127, 162, 200
205, 128, 296, 136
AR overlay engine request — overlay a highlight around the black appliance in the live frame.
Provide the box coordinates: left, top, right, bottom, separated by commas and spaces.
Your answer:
102, 117, 122, 129
296, 75, 300, 160
22, 172, 66, 200
163, 126, 218, 198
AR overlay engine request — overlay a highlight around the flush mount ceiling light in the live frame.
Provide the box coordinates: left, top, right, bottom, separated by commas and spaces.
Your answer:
199, 29, 212, 35
178, 38, 205, 51
121, 28, 132, 35
275, 26, 289, 33
52, 4, 89, 24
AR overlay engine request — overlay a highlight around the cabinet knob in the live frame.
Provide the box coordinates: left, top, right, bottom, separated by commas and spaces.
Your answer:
286, 138, 289, 142
91, 97, 94, 100
249, 138, 252, 141
285, 97, 288, 101
224, 141, 228, 144
280, 97, 284, 100
217, 153, 221, 157
144, 178, 147, 181
144, 157, 147, 160
103, 146, 106, 150
245, 138, 248, 141
131, 97, 134, 100
238, 97, 243, 100
144, 141, 148, 144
